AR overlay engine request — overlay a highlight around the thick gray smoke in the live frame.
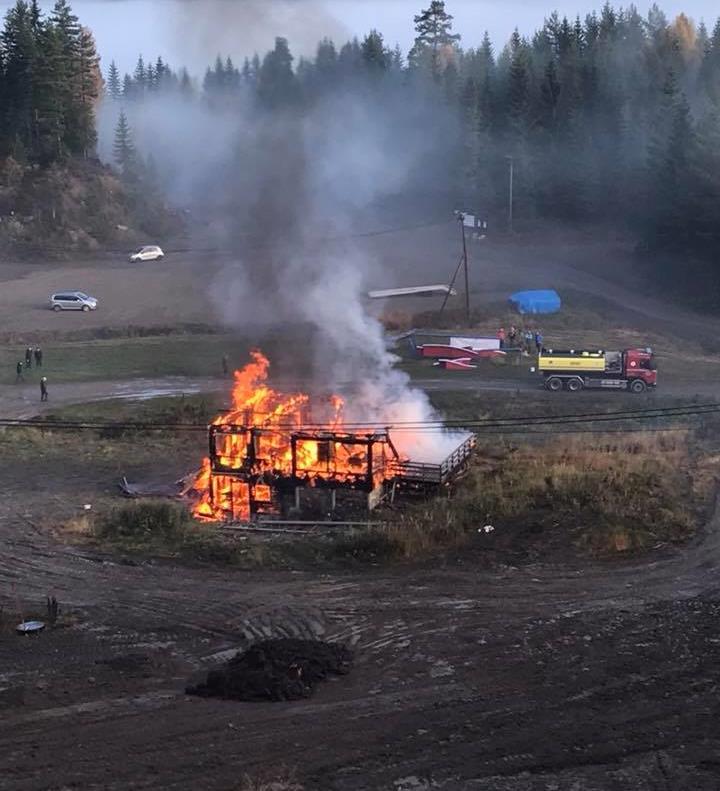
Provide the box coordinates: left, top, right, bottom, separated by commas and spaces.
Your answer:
98, 20, 464, 462
204, 91, 463, 461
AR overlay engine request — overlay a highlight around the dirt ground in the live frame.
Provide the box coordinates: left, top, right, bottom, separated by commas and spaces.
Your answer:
1, 489, 720, 790
2, 227, 720, 789
1, 225, 719, 344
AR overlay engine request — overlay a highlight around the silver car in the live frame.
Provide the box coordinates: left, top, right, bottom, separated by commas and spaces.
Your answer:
50, 292, 98, 312
129, 245, 164, 262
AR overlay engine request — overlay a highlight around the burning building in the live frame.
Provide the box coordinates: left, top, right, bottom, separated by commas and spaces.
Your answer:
191, 350, 475, 522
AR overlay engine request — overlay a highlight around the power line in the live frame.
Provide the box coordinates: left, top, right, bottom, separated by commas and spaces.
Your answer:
2, 400, 720, 435
256, 401, 720, 430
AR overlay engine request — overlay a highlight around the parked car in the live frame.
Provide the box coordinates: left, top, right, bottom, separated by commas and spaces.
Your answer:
129, 245, 164, 262
50, 292, 98, 312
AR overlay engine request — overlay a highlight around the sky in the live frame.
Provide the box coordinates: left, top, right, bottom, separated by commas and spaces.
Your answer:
1, 0, 717, 76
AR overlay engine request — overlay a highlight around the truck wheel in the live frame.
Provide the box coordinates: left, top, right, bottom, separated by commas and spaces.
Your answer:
52, 305, 61, 312
629, 379, 647, 394
566, 378, 583, 392
546, 376, 563, 392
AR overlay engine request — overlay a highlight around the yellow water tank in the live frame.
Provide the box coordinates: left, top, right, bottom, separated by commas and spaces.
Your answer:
538, 350, 606, 372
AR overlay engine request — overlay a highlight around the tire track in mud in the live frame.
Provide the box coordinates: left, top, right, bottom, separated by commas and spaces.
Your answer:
1, 500, 720, 790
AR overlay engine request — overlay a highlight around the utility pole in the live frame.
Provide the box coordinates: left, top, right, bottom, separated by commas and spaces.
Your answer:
506, 155, 514, 233
460, 213, 470, 324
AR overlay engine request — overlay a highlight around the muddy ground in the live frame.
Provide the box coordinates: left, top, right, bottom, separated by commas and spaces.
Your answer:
1, 455, 720, 789
2, 227, 720, 789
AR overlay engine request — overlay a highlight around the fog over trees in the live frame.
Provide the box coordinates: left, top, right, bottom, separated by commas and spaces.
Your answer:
0, 0, 718, 293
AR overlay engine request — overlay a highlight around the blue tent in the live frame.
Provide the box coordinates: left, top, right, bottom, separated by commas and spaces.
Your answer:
509, 289, 561, 315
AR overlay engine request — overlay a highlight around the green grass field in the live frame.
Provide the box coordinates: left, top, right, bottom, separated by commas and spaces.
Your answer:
44, 393, 226, 423
3, 285, 720, 391
0, 334, 242, 386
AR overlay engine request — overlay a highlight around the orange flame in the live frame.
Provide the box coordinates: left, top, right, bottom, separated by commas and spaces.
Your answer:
191, 350, 397, 522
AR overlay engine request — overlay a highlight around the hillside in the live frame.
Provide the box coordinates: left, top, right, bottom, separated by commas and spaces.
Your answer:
0, 156, 183, 257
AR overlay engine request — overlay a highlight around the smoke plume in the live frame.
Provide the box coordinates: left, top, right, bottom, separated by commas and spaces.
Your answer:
99, 14, 464, 462
170, 0, 347, 70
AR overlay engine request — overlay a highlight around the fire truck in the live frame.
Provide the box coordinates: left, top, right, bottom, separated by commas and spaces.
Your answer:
537, 347, 657, 393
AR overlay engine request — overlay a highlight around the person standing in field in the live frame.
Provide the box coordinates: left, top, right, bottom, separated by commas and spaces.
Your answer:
535, 330, 543, 354
25, 347, 32, 369
34, 346, 42, 367
524, 329, 533, 354
15, 361, 24, 382
40, 377, 48, 402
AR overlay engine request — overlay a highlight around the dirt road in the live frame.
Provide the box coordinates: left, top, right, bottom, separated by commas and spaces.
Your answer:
0, 376, 227, 419
0, 486, 719, 789
2, 227, 718, 345
1, 369, 717, 426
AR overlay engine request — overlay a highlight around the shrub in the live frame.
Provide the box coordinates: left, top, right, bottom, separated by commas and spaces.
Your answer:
95, 501, 191, 542
330, 527, 403, 561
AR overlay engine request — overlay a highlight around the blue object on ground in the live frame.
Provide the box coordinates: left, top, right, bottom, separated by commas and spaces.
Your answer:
509, 289, 561, 314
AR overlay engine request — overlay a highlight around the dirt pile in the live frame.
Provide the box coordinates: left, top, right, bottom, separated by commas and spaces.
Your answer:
186, 638, 353, 702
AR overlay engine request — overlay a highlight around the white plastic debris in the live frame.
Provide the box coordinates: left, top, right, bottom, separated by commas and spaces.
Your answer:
17, 620, 45, 635
481, 524, 495, 534
83, 504, 92, 511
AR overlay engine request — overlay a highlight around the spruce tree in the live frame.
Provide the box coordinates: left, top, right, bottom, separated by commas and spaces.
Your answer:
693, 106, 720, 254
361, 30, 387, 73
2, 1, 39, 158
225, 56, 239, 89
74, 26, 99, 155
113, 109, 136, 178
50, 0, 79, 47
241, 56, 252, 85
32, 18, 66, 163
155, 56, 165, 84
338, 38, 362, 76
699, 19, 720, 102
316, 38, 337, 75
390, 44, 404, 72
122, 73, 133, 99
257, 37, 295, 108
107, 60, 121, 101
133, 55, 146, 93
646, 72, 697, 248
507, 30, 530, 139
539, 58, 561, 130
29, 0, 40, 31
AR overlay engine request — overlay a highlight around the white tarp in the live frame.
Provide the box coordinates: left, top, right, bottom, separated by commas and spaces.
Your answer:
450, 336, 500, 351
